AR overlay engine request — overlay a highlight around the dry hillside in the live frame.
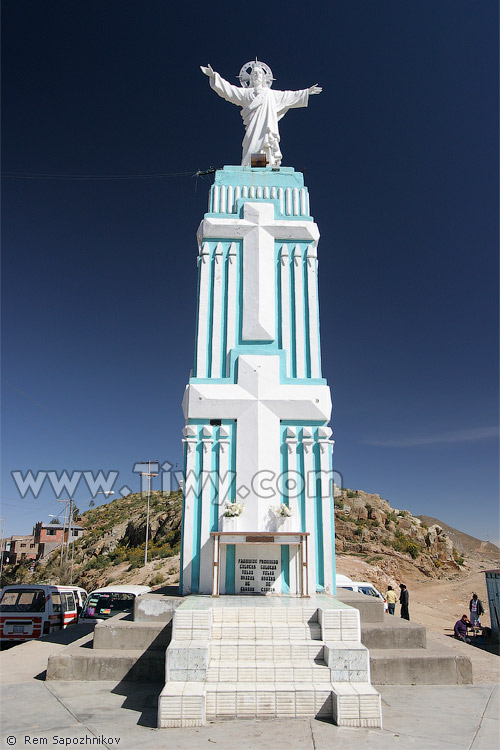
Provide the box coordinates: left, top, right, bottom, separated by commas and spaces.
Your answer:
4, 486, 499, 635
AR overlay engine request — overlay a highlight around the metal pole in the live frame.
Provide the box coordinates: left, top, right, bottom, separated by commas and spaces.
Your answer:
69, 491, 113, 585
144, 466, 150, 566
0, 518, 5, 583
139, 461, 158, 567
57, 499, 69, 567
67, 498, 74, 582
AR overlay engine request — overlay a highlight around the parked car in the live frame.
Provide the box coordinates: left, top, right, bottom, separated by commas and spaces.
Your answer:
80, 585, 151, 623
0, 584, 80, 643
336, 576, 388, 612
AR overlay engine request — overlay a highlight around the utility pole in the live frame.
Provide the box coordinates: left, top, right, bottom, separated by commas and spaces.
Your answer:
69, 490, 114, 585
0, 518, 5, 583
65, 497, 74, 570
139, 461, 158, 566
57, 499, 69, 568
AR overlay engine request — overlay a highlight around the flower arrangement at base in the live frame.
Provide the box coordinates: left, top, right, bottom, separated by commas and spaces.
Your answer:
270, 503, 294, 518
224, 502, 244, 517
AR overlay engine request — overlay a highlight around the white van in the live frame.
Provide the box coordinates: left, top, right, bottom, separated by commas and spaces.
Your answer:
80, 585, 151, 623
0, 584, 81, 643
69, 586, 88, 614
337, 577, 388, 612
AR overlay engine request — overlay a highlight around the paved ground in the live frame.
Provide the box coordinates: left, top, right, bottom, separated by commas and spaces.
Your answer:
1, 626, 498, 750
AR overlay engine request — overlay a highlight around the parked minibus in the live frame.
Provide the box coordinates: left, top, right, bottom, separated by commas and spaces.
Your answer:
0, 584, 83, 643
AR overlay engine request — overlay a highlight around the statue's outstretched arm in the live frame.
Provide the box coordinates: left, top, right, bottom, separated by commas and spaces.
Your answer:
200, 64, 215, 79
201, 65, 246, 106
309, 84, 322, 95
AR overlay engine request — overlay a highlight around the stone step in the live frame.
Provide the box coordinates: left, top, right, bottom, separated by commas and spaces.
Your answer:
211, 622, 321, 640
211, 606, 318, 625
157, 681, 382, 727
331, 682, 383, 727
93, 619, 172, 651
335, 589, 385, 623
369, 645, 473, 684
361, 619, 426, 650
47, 645, 165, 682
206, 659, 330, 682
205, 681, 334, 721
134, 592, 182, 622
209, 639, 325, 661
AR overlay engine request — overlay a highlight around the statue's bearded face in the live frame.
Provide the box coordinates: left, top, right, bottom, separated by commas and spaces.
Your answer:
251, 66, 265, 87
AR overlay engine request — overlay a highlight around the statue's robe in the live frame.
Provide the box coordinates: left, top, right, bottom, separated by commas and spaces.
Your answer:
210, 73, 310, 166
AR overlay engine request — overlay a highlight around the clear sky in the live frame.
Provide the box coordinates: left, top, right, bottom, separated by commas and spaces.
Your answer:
2, 1, 498, 544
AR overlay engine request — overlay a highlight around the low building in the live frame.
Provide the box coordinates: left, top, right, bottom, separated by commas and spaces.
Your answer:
33, 522, 85, 559
7, 535, 38, 564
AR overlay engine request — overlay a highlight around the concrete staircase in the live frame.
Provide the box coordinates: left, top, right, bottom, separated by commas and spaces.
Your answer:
46, 589, 472, 692
337, 589, 472, 685
47, 617, 171, 681
46, 592, 182, 682
158, 597, 383, 728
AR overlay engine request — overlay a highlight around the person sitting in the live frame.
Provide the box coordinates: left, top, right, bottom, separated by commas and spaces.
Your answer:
454, 614, 471, 643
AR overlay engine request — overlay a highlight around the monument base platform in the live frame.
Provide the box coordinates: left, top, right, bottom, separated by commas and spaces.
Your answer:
158, 594, 382, 728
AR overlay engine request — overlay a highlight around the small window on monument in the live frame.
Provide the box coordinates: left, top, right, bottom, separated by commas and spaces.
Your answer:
210, 419, 222, 426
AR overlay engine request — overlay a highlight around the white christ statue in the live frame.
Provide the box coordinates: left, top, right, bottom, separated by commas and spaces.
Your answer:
200, 59, 322, 168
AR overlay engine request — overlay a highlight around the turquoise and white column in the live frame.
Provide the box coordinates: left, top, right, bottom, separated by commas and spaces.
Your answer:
180, 166, 336, 595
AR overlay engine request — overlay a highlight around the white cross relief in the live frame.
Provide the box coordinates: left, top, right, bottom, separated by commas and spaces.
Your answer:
182, 354, 331, 528
197, 201, 319, 342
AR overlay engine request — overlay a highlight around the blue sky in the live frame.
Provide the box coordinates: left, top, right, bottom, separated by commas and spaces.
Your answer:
2, 1, 498, 544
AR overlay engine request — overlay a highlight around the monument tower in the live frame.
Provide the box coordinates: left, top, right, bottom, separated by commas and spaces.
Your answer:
158, 60, 383, 729
180, 60, 335, 597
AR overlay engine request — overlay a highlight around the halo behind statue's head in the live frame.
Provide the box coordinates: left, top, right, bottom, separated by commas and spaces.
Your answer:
239, 59, 274, 88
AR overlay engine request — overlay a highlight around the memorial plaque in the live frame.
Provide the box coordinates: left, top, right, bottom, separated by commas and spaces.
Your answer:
246, 535, 274, 543
235, 544, 281, 594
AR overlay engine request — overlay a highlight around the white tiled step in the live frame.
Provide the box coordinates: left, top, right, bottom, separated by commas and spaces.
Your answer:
206, 659, 330, 683
205, 682, 333, 720
211, 607, 318, 625
209, 639, 324, 661
331, 682, 382, 728
211, 622, 321, 640
158, 682, 205, 728
159, 681, 383, 727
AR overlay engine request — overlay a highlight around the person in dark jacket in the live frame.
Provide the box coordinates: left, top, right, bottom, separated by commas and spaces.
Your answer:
469, 593, 484, 626
399, 583, 409, 620
454, 614, 471, 642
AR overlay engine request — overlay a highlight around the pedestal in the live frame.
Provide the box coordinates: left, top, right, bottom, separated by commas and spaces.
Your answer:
222, 515, 239, 533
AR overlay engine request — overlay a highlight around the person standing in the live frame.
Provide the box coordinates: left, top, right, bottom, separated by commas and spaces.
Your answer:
399, 583, 410, 620
469, 593, 484, 626
386, 585, 398, 615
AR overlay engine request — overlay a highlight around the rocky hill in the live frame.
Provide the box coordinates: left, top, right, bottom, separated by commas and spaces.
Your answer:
3, 486, 498, 597
3, 490, 183, 592
416, 515, 499, 558
333, 486, 499, 599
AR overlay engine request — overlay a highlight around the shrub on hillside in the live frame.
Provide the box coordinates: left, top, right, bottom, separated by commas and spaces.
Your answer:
388, 534, 422, 559
150, 573, 165, 586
